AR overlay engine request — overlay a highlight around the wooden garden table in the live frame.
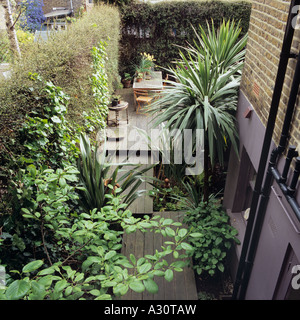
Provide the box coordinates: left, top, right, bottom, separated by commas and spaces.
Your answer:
133, 71, 163, 91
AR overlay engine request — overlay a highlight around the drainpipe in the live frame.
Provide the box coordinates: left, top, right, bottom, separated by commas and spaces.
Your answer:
232, 0, 300, 300
237, 46, 300, 300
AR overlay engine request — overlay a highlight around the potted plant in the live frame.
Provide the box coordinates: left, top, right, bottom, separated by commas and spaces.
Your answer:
136, 72, 144, 82
111, 94, 121, 106
122, 73, 132, 88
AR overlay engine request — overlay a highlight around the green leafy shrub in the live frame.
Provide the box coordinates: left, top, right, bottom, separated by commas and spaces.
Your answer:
0, 4, 120, 165
86, 41, 110, 132
184, 198, 240, 276
0, 31, 12, 63
18, 76, 79, 168
0, 79, 79, 269
0, 187, 199, 300
16, 29, 34, 49
152, 185, 185, 212
0, 164, 80, 270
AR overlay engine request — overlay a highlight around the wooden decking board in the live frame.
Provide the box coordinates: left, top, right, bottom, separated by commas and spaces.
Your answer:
106, 88, 153, 153
110, 89, 197, 300
121, 212, 198, 301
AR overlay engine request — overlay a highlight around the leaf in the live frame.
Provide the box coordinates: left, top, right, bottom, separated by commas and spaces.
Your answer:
178, 228, 187, 238
215, 237, 223, 246
138, 263, 152, 274
6, 280, 30, 300
153, 270, 165, 277
143, 278, 158, 294
21, 208, 31, 214
181, 242, 193, 251
54, 279, 68, 292
130, 254, 136, 266
165, 227, 175, 237
64, 286, 73, 297
218, 263, 225, 273
59, 177, 67, 187
22, 260, 44, 273
27, 164, 37, 178
30, 281, 46, 300
114, 283, 129, 296
90, 289, 101, 296
37, 194, 46, 202
129, 280, 145, 293
38, 267, 56, 276
51, 116, 61, 123
164, 269, 174, 282
162, 218, 173, 226
104, 250, 117, 260
126, 225, 137, 234
189, 232, 203, 238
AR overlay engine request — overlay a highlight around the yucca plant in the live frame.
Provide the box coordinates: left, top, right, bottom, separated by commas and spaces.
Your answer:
148, 20, 247, 202
186, 19, 248, 73
77, 134, 154, 213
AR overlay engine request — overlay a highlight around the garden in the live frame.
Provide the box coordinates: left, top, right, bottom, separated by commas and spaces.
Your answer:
0, 0, 251, 300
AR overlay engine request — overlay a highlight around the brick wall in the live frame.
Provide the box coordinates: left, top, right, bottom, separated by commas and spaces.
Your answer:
43, 0, 85, 14
241, 0, 300, 149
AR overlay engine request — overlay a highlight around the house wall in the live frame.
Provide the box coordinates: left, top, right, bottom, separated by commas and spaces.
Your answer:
223, 0, 300, 300
42, 0, 85, 14
240, 0, 300, 149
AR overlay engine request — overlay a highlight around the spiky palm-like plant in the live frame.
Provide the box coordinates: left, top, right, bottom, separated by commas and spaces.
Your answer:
77, 134, 153, 213
148, 20, 247, 202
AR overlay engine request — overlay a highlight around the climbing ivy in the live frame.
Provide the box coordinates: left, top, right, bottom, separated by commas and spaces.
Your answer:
119, 1, 251, 75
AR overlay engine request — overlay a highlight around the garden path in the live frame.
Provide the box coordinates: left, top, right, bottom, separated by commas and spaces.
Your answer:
106, 88, 154, 214
106, 88, 198, 300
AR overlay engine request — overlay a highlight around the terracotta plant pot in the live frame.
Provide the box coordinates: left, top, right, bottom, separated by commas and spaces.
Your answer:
123, 80, 131, 88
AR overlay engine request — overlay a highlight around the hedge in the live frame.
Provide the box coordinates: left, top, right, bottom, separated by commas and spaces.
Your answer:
119, 0, 252, 75
0, 4, 120, 176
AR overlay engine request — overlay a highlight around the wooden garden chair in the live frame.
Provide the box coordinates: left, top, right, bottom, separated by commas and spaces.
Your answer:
133, 89, 154, 114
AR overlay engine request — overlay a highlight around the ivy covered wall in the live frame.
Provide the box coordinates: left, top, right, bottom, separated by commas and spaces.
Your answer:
119, 0, 252, 76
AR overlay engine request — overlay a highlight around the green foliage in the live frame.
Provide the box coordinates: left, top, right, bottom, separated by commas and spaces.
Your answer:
0, 164, 80, 269
16, 29, 35, 50
152, 185, 185, 212
1, 189, 199, 300
0, 31, 12, 63
87, 41, 110, 132
119, 0, 251, 74
183, 198, 240, 277
149, 20, 246, 166
148, 20, 246, 201
0, 4, 120, 160
18, 76, 79, 168
77, 134, 154, 212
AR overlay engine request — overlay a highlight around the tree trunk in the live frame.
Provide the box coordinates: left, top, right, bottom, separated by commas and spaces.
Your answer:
1, 0, 21, 58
